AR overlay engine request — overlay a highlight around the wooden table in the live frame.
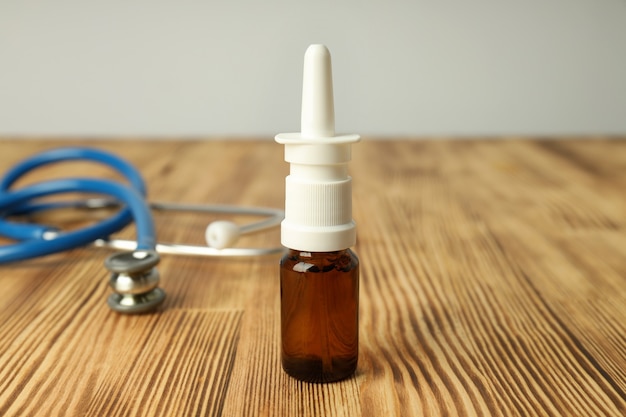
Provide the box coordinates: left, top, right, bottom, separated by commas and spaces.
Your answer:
1, 138, 625, 416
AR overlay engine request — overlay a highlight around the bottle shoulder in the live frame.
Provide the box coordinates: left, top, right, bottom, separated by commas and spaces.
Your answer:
280, 248, 358, 273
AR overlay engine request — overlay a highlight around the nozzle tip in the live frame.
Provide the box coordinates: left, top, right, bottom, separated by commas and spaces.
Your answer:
301, 44, 335, 138
305, 44, 330, 57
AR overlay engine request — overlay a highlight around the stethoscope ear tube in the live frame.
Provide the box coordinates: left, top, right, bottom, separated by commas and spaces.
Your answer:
0, 178, 154, 263
0, 147, 147, 194
0, 147, 151, 263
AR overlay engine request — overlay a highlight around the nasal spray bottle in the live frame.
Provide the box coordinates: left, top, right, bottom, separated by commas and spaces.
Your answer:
276, 44, 360, 383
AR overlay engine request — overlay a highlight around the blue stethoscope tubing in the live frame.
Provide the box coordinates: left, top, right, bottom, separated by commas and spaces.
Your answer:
0, 147, 155, 263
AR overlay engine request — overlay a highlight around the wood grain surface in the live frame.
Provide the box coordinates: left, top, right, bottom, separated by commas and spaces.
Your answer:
0, 138, 625, 416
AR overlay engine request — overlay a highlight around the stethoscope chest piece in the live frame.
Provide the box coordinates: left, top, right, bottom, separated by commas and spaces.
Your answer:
105, 250, 165, 314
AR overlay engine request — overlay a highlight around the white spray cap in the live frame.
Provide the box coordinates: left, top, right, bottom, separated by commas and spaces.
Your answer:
275, 44, 360, 252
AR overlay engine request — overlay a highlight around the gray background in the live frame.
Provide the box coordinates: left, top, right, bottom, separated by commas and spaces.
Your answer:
1, 0, 625, 137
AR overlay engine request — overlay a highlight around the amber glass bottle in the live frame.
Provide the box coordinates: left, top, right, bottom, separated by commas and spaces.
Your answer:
280, 249, 359, 383
275, 44, 361, 383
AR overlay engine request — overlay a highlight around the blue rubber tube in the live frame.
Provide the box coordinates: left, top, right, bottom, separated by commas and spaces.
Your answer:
0, 148, 155, 263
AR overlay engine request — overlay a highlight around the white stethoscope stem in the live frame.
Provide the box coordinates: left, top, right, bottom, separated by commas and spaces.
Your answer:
84, 200, 285, 257
84, 198, 284, 224
93, 238, 283, 257
149, 201, 283, 235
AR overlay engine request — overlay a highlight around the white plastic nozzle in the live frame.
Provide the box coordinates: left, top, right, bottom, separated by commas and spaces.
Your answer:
301, 44, 335, 138
275, 44, 360, 252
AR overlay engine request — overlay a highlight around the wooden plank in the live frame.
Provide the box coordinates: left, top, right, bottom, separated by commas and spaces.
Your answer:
0, 138, 625, 416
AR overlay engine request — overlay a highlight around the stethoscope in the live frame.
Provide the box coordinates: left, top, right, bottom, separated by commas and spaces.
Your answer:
0, 147, 284, 313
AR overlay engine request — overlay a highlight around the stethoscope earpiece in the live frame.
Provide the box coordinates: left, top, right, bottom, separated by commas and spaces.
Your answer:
105, 250, 166, 314
205, 220, 240, 250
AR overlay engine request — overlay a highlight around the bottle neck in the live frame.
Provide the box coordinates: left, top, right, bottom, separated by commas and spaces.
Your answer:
286, 248, 351, 256
282, 248, 358, 272
284, 248, 355, 264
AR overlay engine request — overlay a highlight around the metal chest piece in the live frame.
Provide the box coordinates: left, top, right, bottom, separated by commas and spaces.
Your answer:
105, 250, 165, 314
